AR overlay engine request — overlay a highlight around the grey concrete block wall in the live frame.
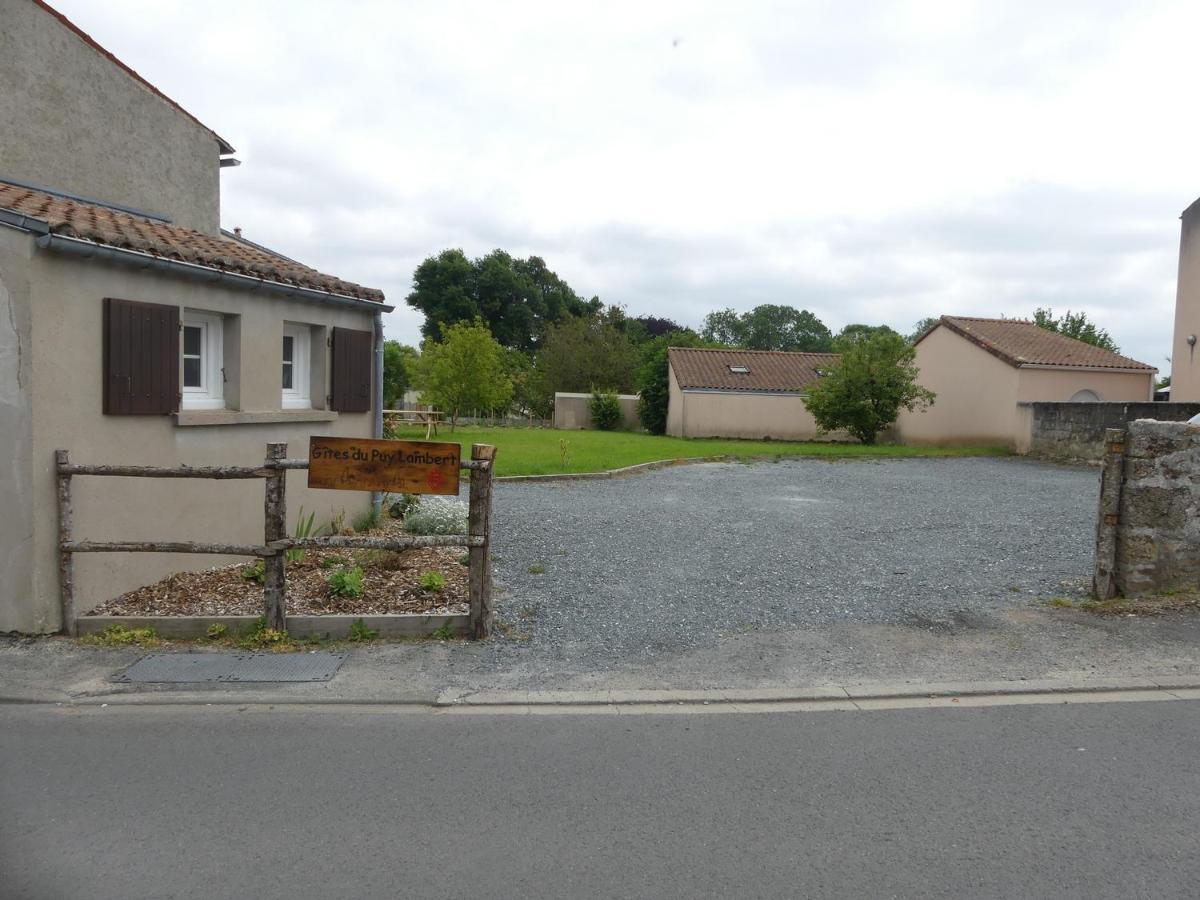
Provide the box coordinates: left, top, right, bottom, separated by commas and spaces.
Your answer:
1112, 420, 1200, 597
1028, 402, 1200, 462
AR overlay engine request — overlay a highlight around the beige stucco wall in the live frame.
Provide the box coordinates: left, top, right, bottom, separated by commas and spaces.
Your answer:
0, 0, 224, 234
553, 392, 640, 430
666, 367, 684, 437
896, 326, 1022, 446
1171, 200, 1200, 401
898, 325, 1155, 449
1, 229, 380, 633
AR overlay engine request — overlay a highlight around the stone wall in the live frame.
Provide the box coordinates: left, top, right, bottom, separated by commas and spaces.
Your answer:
1097, 421, 1200, 597
1028, 402, 1200, 462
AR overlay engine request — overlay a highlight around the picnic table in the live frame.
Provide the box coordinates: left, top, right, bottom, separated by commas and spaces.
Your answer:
384, 409, 444, 439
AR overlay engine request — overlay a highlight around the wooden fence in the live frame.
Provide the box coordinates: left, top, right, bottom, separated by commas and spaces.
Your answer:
55, 441, 496, 638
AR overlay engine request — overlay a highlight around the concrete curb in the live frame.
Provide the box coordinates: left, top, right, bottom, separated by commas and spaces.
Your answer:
10, 676, 1200, 710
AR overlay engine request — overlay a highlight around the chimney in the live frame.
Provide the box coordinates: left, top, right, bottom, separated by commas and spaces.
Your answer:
233, 226, 243, 238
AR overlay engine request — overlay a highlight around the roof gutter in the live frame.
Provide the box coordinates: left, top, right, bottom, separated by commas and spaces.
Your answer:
0, 208, 51, 235
33, 232, 393, 312
1016, 363, 1156, 375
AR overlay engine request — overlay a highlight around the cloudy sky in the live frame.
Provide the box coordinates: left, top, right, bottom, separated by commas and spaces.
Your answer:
53, 0, 1200, 367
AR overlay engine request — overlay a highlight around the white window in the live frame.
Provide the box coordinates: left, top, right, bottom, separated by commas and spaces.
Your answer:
181, 311, 224, 409
282, 323, 311, 408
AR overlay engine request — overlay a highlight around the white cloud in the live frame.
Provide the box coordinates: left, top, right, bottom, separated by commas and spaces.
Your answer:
49, 0, 1200, 365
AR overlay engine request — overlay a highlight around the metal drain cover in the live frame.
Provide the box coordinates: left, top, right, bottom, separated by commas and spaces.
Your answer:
114, 652, 347, 683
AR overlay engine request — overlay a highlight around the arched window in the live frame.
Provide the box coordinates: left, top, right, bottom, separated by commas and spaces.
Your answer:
1070, 389, 1101, 402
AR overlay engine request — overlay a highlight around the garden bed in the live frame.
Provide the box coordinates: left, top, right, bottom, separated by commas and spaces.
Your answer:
87, 521, 469, 620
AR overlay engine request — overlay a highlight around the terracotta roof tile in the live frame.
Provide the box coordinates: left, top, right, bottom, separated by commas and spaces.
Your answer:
931, 316, 1152, 371
0, 181, 384, 302
669, 347, 840, 392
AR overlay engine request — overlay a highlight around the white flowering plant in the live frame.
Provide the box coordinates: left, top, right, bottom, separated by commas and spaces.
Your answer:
403, 497, 469, 535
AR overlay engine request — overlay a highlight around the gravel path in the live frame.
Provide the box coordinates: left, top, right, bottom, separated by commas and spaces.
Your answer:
487, 458, 1098, 663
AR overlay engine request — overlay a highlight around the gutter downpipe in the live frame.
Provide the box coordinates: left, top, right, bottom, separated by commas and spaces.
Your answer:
372, 309, 385, 517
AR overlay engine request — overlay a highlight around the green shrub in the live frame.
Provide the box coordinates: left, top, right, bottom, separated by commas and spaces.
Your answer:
588, 389, 622, 431
419, 571, 446, 592
327, 565, 365, 597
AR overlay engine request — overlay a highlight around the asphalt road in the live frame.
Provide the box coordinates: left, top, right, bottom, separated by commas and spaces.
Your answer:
3, 701, 1199, 899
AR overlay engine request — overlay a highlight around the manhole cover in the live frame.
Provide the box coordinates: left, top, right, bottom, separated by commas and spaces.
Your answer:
114, 652, 347, 683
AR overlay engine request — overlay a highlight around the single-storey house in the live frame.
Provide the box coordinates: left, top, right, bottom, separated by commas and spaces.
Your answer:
666, 347, 841, 440
0, 1, 388, 633
897, 315, 1155, 450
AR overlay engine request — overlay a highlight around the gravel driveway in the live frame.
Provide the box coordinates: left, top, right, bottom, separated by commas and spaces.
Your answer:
489, 458, 1098, 662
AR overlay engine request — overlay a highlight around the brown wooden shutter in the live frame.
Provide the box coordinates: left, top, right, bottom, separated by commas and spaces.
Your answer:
103, 298, 180, 415
330, 327, 373, 413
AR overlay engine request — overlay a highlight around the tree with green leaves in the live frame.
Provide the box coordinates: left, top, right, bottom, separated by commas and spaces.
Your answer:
635, 329, 709, 434
802, 331, 935, 444
405, 248, 599, 352
701, 304, 833, 352
1031, 308, 1119, 352
524, 311, 640, 418
833, 323, 900, 350
907, 316, 940, 343
415, 319, 513, 428
382, 340, 419, 408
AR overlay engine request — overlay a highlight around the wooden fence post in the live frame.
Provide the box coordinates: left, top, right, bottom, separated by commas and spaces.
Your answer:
1093, 427, 1126, 600
468, 443, 497, 639
263, 442, 288, 632
55, 449, 76, 636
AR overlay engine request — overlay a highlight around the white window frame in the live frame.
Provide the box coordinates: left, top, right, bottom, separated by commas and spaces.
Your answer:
181, 311, 224, 410
282, 323, 311, 409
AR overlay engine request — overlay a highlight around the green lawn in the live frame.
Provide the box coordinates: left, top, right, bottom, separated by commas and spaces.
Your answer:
385, 424, 1009, 477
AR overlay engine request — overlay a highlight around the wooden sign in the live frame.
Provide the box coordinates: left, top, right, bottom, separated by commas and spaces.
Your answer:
307, 436, 461, 495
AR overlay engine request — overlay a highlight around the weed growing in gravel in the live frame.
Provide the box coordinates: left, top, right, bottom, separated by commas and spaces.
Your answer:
419, 571, 446, 592
348, 618, 379, 642
431, 624, 453, 640
527, 563, 546, 575
205, 623, 227, 640
457, 554, 469, 567
327, 565, 366, 597
80, 624, 161, 648
241, 561, 265, 584
404, 497, 468, 535
1046, 597, 1075, 608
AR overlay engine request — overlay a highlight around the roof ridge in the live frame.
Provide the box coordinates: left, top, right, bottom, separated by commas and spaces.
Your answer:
669, 346, 840, 356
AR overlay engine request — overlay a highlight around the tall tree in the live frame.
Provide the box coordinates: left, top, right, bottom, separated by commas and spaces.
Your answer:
635, 329, 709, 434
833, 323, 899, 350
415, 319, 513, 427
702, 305, 833, 352
382, 340, 419, 408
406, 248, 595, 352
1031, 308, 1119, 352
803, 331, 935, 444
525, 312, 640, 418
907, 316, 940, 343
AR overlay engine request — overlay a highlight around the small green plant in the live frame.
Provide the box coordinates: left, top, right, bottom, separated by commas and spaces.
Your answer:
205, 622, 228, 639
1046, 597, 1076, 608
348, 618, 379, 642
588, 389, 622, 431
431, 624, 453, 640
287, 507, 319, 565
353, 505, 381, 534
80, 624, 160, 647
241, 560, 265, 584
527, 563, 546, 575
327, 565, 366, 597
320, 555, 343, 569
327, 509, 348, 535
457, 554, 470, 567
419, 571, 446, 592
388, 494, 422, 520
237, 616, 291, 649
559, 438, 570, 468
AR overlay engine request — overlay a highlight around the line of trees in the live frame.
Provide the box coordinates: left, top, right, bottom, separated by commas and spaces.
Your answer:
389, 248, 1123, 440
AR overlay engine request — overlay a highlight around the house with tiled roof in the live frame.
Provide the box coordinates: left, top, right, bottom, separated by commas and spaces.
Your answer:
666, 347, 843, 440
0, 0, 389, 633
897, 315, 1155, 450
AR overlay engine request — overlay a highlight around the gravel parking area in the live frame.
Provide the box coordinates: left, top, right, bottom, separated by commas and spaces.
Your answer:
489, 458, 1098, 662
